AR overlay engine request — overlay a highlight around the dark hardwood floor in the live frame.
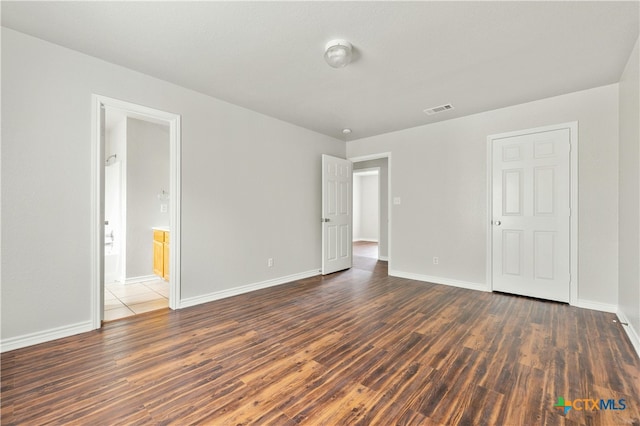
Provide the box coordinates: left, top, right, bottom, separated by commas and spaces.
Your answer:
2, 257, 639, 425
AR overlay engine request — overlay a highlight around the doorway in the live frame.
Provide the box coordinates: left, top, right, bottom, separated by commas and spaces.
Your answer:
91, 95, 181, 329
350, 153, 391, 266
102, 110, 171, 321
353, 167, 380, 259
487, 122, 578, 304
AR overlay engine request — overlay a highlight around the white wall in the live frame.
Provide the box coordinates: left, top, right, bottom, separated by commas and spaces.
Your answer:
126, 117, 170, 279
352, 176, 361, 241
104, 115, 126, 281
1, 28, 344, 343
347, 84, 619, 308
353, 174, 379, 242
618, 36, 640, 351
106, 115, 127, 163
353, 158, 389, 258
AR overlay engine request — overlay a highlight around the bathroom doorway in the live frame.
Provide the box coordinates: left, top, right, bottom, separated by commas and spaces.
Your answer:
102, 110, 171, 321
92, 95, 181, 329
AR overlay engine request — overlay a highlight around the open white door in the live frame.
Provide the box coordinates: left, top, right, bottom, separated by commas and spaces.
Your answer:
491, 128, 571, 302
322, 155, 352, 274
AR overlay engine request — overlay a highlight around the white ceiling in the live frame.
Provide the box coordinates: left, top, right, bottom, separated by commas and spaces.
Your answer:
2, 1, 638, 141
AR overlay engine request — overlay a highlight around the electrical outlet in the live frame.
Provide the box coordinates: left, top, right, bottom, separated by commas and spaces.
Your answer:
433, 257, 439, 265
160, 204, 168, 213
267, 258, 274, 267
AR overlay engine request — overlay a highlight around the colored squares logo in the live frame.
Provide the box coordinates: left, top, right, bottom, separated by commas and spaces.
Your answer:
555, 397, 571, 414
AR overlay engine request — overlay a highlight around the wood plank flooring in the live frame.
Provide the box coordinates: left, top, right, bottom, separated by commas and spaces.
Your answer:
353, 241, 379, 259
2, 254, 639, 425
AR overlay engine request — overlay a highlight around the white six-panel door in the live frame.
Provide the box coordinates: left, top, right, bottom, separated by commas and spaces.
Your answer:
491, 128, 571, 302
322, 155, 352, 275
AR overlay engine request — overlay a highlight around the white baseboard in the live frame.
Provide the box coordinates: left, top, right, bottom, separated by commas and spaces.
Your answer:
1, 321, 93, 353
354, 238, 379, 243
617, 309, 640, 360
105, 274, 120, 284
575, 299, 618, 313
378, 256, 389, 261
124, 275, 159, 285
389, 270, 488, 293
179, 269, 321, 309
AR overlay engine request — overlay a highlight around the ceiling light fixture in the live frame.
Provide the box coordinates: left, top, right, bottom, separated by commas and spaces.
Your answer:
342, 128, 352, 135
324, 39, 353, 68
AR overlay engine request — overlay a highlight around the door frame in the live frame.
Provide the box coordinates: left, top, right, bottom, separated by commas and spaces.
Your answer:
486, 122, 578, 305
91, 94, 182, 329
348, 152, 392, 264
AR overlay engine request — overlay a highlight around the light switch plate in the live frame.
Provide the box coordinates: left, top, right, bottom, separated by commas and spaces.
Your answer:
160, 204, 168, 213
393, 197, 401, 205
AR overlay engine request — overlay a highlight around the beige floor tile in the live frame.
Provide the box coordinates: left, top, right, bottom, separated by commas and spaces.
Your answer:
103, 306, 135, 321
104, 280, 168, 318
151, 288, 170, 298
128, 299, 170, 314
107, 283, 155, 297
144, 280, 167, 288
119, 292, 164, 306
104, 290, 118, 301
144, 280, 170, 297
143, 279, 166, 287
105, 298, 126, 311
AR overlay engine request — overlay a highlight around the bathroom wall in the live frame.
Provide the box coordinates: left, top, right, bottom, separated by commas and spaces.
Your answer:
103, 114, 170, 282
104, 115, 127, 282
104, 162, 121, 283
126, 117, 170, 280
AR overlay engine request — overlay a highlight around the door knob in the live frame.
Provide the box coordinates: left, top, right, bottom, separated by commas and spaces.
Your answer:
494, 220, 501, 226
322, 218, 330, 223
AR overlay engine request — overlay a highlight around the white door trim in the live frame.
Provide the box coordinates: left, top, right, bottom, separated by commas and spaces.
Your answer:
348, 152, 392, 264
486, 122, 578, 305
91, 94, 182, 329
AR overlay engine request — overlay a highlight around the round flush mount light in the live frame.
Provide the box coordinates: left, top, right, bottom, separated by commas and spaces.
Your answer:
325, 39, 353, 68
342, 128, 352, 135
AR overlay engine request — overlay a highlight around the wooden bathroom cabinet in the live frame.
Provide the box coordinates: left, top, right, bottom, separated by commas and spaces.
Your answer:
153, 229, 170, 280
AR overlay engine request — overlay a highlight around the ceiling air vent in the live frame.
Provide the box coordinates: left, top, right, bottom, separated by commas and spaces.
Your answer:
423, 103, 454, 116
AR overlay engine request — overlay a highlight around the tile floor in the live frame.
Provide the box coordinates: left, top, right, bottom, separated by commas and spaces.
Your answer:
104, 279, 169, 321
